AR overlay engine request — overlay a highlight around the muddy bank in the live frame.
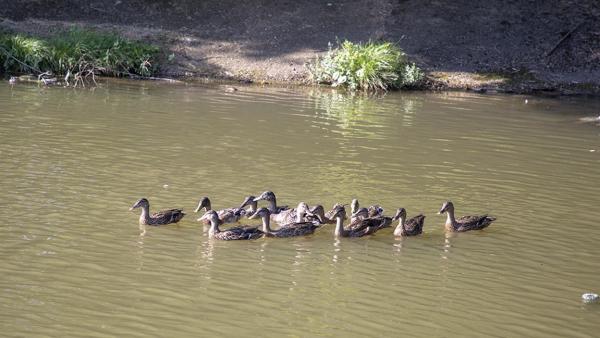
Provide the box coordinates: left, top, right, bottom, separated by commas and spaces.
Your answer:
2, 0, 599, 94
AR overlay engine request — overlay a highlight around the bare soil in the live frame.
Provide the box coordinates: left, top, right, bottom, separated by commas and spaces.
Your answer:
2, 0, 600, 94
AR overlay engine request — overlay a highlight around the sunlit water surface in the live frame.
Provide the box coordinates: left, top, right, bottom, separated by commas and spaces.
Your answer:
1, 80, 599, 337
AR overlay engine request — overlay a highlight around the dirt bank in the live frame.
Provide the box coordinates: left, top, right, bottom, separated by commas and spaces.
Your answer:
2, 0, 599, 94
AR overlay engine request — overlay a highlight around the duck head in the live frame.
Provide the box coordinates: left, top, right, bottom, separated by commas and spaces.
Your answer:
239, 195, 257, 209
392, 208, 406, 221
310, 205, 325, 216
325, 203, 346, 220
350, 199, 359, 213
438, 201, 454, 214
253, 191, 276, 202
129, 198, 149, 211
329, 204, 347, 220
368, 205, 384, 217
296, 202, 310, 214
248, 207, 271, 220
194, 197, 211, 213
198, 210, 220, 224
310, 205, 326, 220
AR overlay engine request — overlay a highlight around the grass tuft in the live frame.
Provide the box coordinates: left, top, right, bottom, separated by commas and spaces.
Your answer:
0, 29, 160, 84
307, 40, 423, 91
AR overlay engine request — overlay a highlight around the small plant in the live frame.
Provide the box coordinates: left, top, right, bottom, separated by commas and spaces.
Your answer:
0, 29, 160, 85
0, 34, 48, 74
307, 40, 423, 91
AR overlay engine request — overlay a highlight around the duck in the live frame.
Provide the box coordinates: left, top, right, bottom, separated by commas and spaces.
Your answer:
393, 208, 425, 236
253, 191, 294, 224
325, 203, 345, 221
249, 207, 319, 237
194, 196, 245, 224
346, 209, 394, 232
309, 205, 335, 224
349, 199, 384, 221
129, 198, 185, 226
328, 205, 385, 237
238, 195, 259, 218
279, 202, 322, 227
198, 210, 264, 240
438, 201, 496, 232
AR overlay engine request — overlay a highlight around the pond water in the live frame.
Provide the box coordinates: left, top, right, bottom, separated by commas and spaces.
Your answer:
0, 80, 599, 337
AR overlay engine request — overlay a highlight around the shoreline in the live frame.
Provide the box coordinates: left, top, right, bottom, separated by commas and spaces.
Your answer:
2, 0, 600, 97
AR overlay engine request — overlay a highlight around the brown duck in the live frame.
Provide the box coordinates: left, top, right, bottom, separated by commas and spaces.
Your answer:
252, 191, 295, 224
130, 198, 185, 226
393, 208, 425, 237
309, 205, 335, 224
194, 196, 246, 224
328, 205, 385, 237
250, 207, 319, 238
238, 195, 259, 218
438, 201, 495, 232
198, 210, 263, 240
349, 199, 384, 222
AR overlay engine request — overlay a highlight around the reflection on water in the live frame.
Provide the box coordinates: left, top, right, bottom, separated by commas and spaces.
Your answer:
310, 89, 423, 138
1, 80, 600, 337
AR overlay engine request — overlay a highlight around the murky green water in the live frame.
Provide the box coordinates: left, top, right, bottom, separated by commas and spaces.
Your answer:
1, 80, 599, 337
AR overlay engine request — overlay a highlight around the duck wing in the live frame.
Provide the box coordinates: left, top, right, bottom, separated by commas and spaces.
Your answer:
273, 208, 296, 225
217, 207, 244, 223
348, 224, 381, 237
151, 209, 185, 225
216, 226, 263, 240
273, 222, 318, 237
367, 205, 384, 217
347, 216, 390, 232
404, 215, 425, 236
456, 215, 495, 231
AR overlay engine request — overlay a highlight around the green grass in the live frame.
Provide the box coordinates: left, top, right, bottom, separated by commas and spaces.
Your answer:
0, 29, 160, 83
307, 40, 423, 91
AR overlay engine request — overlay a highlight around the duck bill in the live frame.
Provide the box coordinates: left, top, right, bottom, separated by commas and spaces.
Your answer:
307, 211, 323, 223
239, 198, 251, 209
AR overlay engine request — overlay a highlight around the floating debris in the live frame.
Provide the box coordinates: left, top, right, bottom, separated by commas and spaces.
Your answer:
163, 184, 169, 189
582, 293, 599, 303
579, 116, 600, 124
8, 76, 17, 84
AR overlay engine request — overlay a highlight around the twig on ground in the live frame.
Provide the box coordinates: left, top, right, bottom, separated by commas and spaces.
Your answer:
545, 21, 585, 57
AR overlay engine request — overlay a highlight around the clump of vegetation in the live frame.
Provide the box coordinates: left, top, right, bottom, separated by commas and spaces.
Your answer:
0, 29, 160, 85
308, 40, 423, 91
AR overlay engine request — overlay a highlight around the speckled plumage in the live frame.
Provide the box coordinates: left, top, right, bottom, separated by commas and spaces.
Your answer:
328, 205, 385, 237
253, 191, 293, 224
439, 201, 496, 232
130, 198, 185, 226
251, 207, 319, 238
195, 197, 245, 224
393, 209, 425, 237
212, 225, 264, 240
199, 210, 263, 240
